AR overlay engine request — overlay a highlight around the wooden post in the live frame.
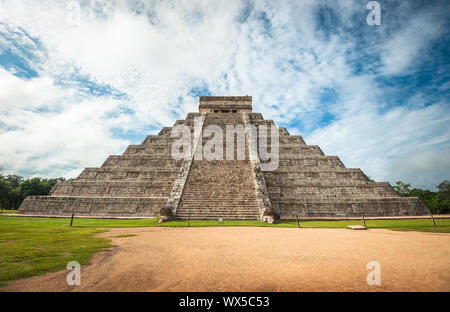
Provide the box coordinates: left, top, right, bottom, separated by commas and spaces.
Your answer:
296, 215, 300, 228
359, 206, 367, 228
430, 213, 436, 227
188, 213, 191, 227
70, 213, 75, 227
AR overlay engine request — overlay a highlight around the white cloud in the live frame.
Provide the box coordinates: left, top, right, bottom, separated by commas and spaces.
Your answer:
307, 103, 450, 189
380, 7, 445, 75
0, 69, 128, 177
0, 0, 448, 189
0, 68, 64, 110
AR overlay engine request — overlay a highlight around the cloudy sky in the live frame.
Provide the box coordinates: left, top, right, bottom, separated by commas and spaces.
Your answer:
0, 0, 449, 190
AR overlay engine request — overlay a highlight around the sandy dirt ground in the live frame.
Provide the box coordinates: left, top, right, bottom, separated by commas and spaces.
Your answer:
1, 227, 449, 292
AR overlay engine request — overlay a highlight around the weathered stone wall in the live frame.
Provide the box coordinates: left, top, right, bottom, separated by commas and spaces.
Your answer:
19, 196, 166, 217
248, 113, 429, 218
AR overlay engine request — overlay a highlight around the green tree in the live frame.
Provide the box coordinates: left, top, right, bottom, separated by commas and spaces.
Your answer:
392, 181, 411, 196
5, 175, 23, 189
19, 178, 51, 197
0, 173, 67, 210
393, 180, 450, 214
0, 178, 12, 210
4, 175, 24, 209
437, 180, 450, 200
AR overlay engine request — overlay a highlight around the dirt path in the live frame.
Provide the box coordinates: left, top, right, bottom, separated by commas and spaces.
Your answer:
2, 227, 449, 292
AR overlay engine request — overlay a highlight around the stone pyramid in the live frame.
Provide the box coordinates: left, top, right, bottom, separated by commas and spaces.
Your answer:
19, 96, 429, 219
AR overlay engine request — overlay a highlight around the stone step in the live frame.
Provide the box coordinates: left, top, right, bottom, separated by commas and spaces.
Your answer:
180, 199, 258, 203
176, 215, 260, 218
180, 197, 257, 200
182, 183, 254, 186
181, 189, 256, 192
181, 198, 258, 201
177, 208, 259, 212
182, 185, 255, 188
180, 195, 258, 199
176, 216, 259, 220
180, 178, 254, 182
178, 196, 257, 202
181, 183, 254, 186
190, 162, 252, 167
177, 213, 259, 217
178, 206, 259, 210
181, 186, 255, 189
178, 210, 259, 213
177, 209, 259, 213
179, 203, 258, 206
176, 212, 259, 217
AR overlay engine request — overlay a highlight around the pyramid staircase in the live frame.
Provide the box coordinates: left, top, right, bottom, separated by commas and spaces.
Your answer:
175, 112, 260, 219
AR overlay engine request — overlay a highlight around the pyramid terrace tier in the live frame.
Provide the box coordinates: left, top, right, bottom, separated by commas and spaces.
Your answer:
77, 167, 180, 182
51, 181, 174, 197
19, 196, 166, 217
265, 180, 396, 188
271, 197, 429, 218
123, 144, 175, 155
270, 157, 346, 167
266, 167, 367, 174
101, 155, 183, 168
266, 183, 398, 197
264, 169, 370, 181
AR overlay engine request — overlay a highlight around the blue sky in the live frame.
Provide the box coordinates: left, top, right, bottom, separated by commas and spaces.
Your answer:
0, 0, 449, 190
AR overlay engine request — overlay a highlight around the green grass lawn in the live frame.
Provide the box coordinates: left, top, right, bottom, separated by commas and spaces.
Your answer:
0, 210, 18, 214
1, 215, 449, 230
0, 217, 113, 287
0, 215, 448, 287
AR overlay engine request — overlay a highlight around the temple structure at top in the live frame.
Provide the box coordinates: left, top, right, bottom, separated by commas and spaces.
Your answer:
198, 96, 253, 113
18, 96, 429, 220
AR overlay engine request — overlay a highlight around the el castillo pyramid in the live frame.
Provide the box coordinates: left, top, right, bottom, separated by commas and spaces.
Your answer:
19, 96, 428, 219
